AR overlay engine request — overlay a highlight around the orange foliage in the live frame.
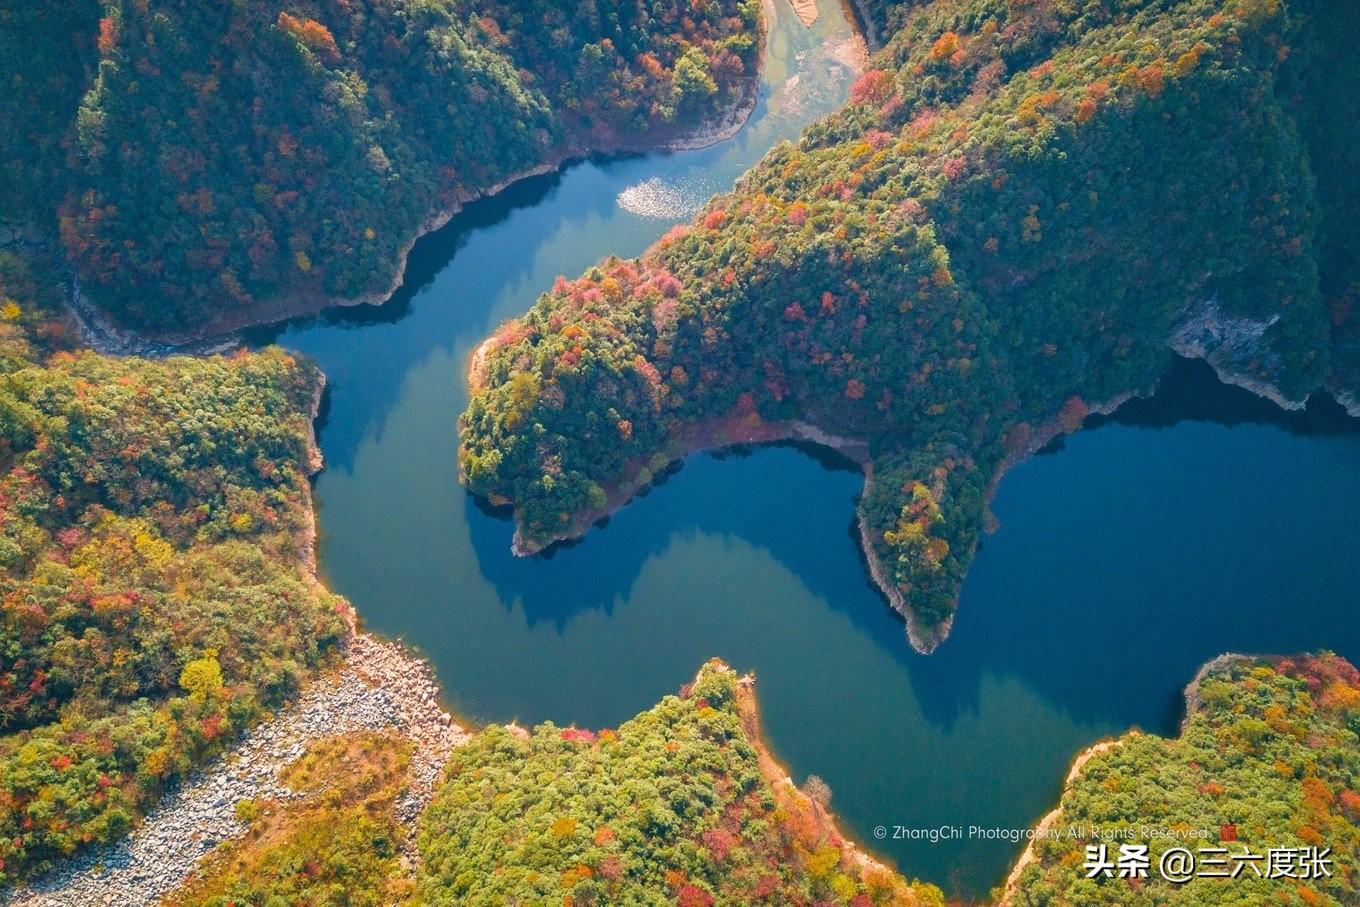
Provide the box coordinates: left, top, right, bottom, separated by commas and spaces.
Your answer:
1339, 789, 1360, 818
1133, 65, 1165, 97
638, 52, 667, 79
1321, 679, 1360, 712
930, 32, 961, 61
277, 12, 341, 64
97, 17, 117, 55
1301, 776, 1334, 815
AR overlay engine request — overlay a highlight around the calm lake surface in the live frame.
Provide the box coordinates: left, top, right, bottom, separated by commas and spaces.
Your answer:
250, 0, 1360, 898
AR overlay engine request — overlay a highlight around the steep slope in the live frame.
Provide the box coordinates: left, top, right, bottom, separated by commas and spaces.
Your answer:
1284, 0, 1360, 409
0, 1, 101, 221
0, 251, 345, 886
416, 661, 942, 906
1005, 653, 1360, 905
4, 0, 759, 336
459, 0, 1358, 650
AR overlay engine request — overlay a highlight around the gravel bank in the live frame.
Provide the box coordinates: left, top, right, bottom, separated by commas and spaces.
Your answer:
6, 632, 467, 907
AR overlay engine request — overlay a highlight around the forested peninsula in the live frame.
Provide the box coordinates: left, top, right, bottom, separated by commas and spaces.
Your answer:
1005, 653, 1360, 906
459, 0, 1360, 650
2, 0, 760, 338
2, 0, 1359, 903
1, 246, 1357, 900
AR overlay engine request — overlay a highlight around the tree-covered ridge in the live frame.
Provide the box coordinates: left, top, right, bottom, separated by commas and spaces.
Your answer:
417, 661, 942, 905
7, 0, 757, 335
0, 267, 344, 885
459, 0, 1358, 648
1007, 653, 1360, 905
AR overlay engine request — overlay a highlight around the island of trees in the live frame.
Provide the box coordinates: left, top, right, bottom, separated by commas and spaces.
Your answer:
459, 0, 1360, 649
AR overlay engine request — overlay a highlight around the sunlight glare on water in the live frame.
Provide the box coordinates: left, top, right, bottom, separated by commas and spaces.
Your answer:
249, 0, 1360, 897
615, 176, 711, 219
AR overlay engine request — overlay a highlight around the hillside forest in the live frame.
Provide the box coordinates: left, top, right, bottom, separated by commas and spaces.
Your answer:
1, 0, 759, 334
460, 0, 1360, 647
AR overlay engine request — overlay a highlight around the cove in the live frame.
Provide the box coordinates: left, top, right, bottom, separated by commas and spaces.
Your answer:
245, 0, 1360, 900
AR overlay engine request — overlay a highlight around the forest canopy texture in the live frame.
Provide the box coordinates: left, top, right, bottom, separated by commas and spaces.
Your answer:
0, 0, 1358, 899
195, 655, 1360, 905
459, 0, 1360, 649
416, 661, 943, 906
1009, 654, 1360, 906
0, 0, 758, 334
0, 251, 344, 885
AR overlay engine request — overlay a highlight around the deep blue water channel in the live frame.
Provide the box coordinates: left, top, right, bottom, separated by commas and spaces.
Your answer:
249, 0, 1360, 897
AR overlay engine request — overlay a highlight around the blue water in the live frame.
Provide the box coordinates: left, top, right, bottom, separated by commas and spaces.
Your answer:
248, 0, 1360, 897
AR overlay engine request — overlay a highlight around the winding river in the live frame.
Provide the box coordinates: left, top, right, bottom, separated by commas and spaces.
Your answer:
249, 0, 1360, 899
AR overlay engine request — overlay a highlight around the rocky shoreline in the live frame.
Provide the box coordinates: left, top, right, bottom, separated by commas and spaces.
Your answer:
491, 404, 959, 656
494, 408, 963, 656
1331, 382, 1360, 418
730, 665, 934, 903
5, 369, 468, 906
853, 464, 954, 655
1179, 651, 1250, 724
5, 633, 467, 907
1169, 301, 1306, 412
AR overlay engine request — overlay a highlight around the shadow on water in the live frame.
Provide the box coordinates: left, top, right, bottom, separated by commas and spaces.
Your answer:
243, 165, 595, 474
1099, 359, 1360, 435
908, 357, 1360, 734
466, 439, 868, 630
246, 167, 570, 344
467, 355, 1360, 738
